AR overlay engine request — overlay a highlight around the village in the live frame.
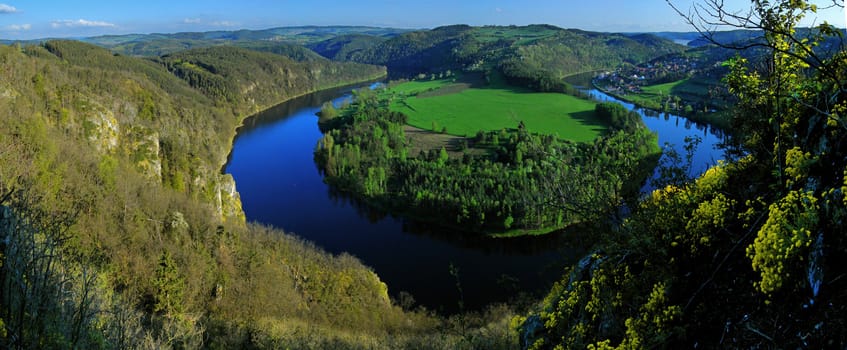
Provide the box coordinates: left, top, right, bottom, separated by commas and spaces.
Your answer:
592, 52, 730, 120
594, 54, 702, 95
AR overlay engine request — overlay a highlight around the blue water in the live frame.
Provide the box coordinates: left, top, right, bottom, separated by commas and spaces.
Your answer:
225, 84, 726, 313
587, 89, 725, 188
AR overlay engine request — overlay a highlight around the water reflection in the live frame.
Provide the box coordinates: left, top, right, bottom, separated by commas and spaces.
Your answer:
325, 184, 586, 255
225, 83, 587, 313
585, 88, 726, 181
225, 78, 727, 314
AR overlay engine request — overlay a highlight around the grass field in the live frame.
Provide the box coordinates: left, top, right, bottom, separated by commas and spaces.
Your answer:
623, 77, 724, 110
386, 76, 607, 142
641, 79, 691, 96
617, 79, 690, 110
472, 26, 558, 45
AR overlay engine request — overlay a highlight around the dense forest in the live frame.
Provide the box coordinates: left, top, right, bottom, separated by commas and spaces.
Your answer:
158, 45, 386, 112
1, 3, 846, 348
515, 2, 847, 348
63, 26, 411, 57
309, 25, 684, 91
1, 40, 505, 349
315, 92, 658, 235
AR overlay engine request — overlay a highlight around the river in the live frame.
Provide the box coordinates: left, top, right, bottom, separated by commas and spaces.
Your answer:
224, 81, 726, 313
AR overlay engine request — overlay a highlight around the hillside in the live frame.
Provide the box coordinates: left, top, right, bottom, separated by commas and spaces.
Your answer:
307, 33, 388, 61
311, 25, 684, 83
157, 45, 386, 113
75, 26, 411, 57
0, 41, 489, 349
307, 25, 685, 97
515, 12, 847, 350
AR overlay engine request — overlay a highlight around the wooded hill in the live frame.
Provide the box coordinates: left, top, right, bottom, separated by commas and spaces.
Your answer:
0, 25, 686, 349
70, 26, 411, 57
0, 40, 498, 349
308, 25, 685, 89
158, 45, 386, 112
17, 24, 690, 98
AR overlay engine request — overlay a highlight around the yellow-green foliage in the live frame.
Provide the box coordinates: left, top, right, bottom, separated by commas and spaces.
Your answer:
684, 193, 735, 249
212, 224, 404, 332
525, 2, 847, 347
526, 258, 634, 350
586, 282, 681, 350
0, 40, 444, 348
523, 160, 744, 349
640, 161, 740, 254
746, 190, 819, 294
233, 303, 518, 350
784, 146, 815, 187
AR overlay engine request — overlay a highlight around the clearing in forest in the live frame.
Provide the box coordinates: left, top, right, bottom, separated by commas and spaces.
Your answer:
386, 74, 608, 142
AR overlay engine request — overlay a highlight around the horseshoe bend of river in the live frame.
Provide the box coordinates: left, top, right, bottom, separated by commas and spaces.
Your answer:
224, 82, 725, 314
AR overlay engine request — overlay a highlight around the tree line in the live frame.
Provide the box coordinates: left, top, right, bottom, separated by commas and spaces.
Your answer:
518, 1, 847, 348
0, 39, 488, 349
315, 89, 659, 234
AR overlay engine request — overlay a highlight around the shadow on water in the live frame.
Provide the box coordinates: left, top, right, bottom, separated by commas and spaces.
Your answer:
224, 81, 590, 314
224, 78, 727, 314
237, 85, 363, 136
325, 185, 591, 256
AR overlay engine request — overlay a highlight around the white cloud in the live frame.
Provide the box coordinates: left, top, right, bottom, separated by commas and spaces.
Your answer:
7, 23, 30, 31
211, 20, 237, 27
495, 7, 503, 13
51, 19, 116, 29
0, 4, 17, 14
182, 18, 237, 27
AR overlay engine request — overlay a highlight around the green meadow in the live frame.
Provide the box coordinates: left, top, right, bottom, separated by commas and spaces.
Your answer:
641, 78, 690, 96
386, 77, 607, 142
621, 77, 722, 110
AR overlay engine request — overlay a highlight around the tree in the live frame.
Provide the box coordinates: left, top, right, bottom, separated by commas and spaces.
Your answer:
671, 0, 846, 293
437, 147, 449, 166
319, 101, 338, 120
151, 251, 185, 316
680, 0, 846, 342
522, 1, 847, 348
0, 187, 104, 349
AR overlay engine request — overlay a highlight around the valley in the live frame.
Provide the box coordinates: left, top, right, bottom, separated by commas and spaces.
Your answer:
1, 1, 845, 347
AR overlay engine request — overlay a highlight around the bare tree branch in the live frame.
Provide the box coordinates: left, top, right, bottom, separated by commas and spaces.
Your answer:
667, 0, 846, 91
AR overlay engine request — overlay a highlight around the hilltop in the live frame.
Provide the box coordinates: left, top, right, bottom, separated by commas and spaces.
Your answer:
308, 25, 684, 85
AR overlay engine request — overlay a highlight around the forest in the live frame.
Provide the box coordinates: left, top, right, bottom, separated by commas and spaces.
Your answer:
314, 87, 658, 235
516, 2, 847, 348
0, 39, 470, 349
0, 1, 846, 348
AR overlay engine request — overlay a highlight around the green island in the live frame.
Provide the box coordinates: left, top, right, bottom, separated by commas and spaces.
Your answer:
315, 74, 659, 236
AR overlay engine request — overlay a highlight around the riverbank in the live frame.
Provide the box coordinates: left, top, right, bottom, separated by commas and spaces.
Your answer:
225, 71, 725, 313
314, 82, 661, 237
224, 84, 583, 312
220, 71, 387, 174
591, 80, 732, 131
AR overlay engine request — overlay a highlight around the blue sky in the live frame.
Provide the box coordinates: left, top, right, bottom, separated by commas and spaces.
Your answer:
0, 0, 844, 40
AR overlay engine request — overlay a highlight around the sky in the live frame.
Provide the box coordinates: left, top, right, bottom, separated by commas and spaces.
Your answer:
0, 0, 844, 40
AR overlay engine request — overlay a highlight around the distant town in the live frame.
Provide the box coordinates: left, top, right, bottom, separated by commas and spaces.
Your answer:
594, 53, 730, 116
